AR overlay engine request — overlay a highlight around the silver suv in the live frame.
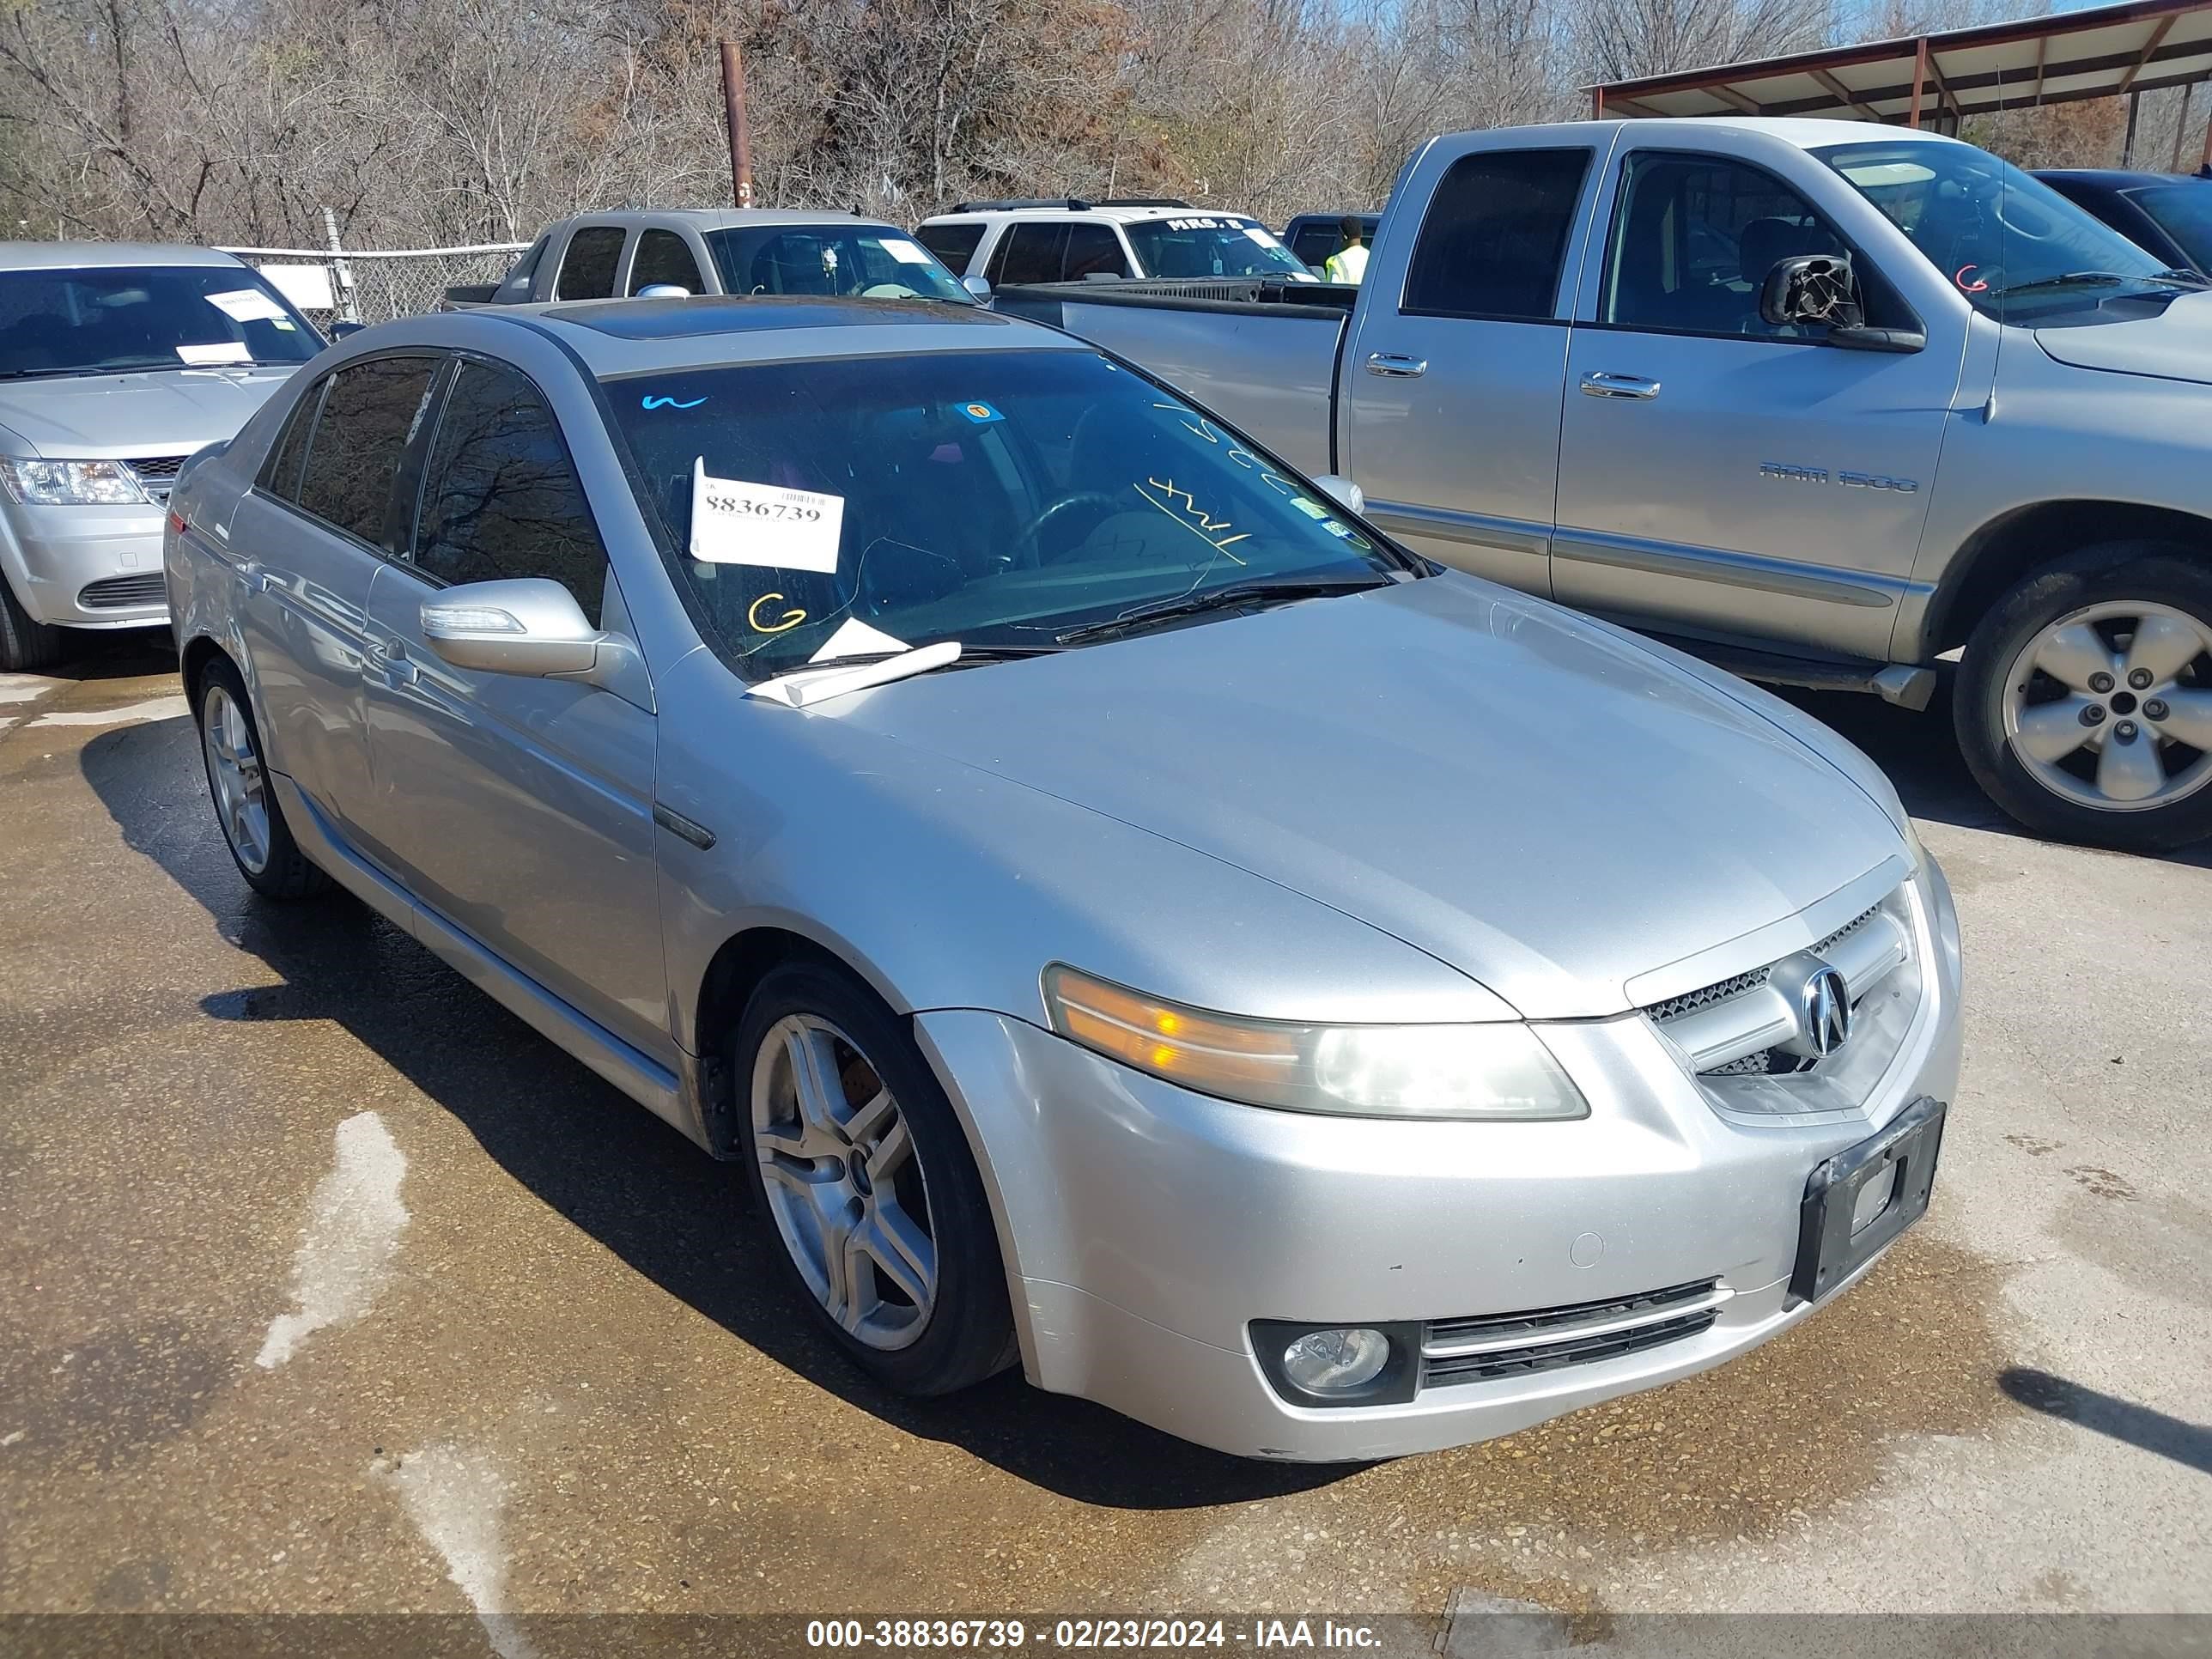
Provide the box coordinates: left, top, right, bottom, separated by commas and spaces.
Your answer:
0, 243, 321, 670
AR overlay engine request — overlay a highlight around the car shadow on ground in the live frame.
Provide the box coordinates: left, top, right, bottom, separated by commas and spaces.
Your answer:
29, 632, 176, 685
80, 714, 1348, 1510
1778, 681, 2212, 872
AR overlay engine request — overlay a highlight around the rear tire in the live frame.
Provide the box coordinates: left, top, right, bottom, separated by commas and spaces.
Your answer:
191, 657, 332, 899
1955, 543, 2212, 851
729, 960, 1017, 1396
0, 572, 66, 673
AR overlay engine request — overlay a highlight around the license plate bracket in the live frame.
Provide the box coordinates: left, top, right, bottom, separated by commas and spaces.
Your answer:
1789, 1095, 1946, 1306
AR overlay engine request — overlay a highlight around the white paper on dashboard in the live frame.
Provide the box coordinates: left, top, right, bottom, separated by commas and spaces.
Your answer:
689, 457, 845, 572
808, 617, 909, 663
176, 342, 252, 365
746, 641, 963, 708
1241, 226, 1278, 246
205, 288, 289, 323
882, 240, 934, 265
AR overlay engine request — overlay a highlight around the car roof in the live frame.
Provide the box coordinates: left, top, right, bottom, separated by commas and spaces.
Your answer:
921, 204, 1258, 226
2035, 168, 2202, 189
474, 293, 1088, 374
0, 241, 252, 271
543, 209, 901, 235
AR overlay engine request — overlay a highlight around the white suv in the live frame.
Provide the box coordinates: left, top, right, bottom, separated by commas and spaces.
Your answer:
915, 198, 1318, 287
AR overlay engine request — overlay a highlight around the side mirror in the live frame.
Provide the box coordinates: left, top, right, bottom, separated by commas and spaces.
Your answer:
327, 320, 366, 339
636, 283, 691, 299
1313, 473, 1365, 515
420, 578, 634, 688
1759, 255, 1927, 353
962, 274, 994, 301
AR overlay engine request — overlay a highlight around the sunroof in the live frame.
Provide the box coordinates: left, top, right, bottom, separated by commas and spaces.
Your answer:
557, 295, 1006, 339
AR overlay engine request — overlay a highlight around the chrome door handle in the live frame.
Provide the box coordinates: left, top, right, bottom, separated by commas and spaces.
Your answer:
1365, 352, 1429, 379
241, 561, 270, 594
1580, 371, 1661, 400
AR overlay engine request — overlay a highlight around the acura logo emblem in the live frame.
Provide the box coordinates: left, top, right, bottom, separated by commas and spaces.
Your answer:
1800, 966, 1853, 1058
1772, 955, 1854, 1061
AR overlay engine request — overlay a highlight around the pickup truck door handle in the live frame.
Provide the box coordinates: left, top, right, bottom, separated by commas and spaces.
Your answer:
240, 561, 270, 595
1365, 352, 1429, 379
1580, 371, 1662, 400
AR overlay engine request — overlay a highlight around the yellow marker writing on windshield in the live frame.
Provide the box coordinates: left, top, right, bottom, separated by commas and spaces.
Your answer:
748, 592, 808, 634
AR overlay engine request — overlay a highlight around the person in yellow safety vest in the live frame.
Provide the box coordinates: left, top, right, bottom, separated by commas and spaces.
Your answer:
1322, 216, 1369, 284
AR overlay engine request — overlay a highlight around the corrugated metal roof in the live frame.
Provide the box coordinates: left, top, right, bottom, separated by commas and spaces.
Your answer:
1591, 0, 2212, 127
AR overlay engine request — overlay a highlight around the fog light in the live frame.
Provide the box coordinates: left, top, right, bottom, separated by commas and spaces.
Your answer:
1280, 1328, 1391, 1394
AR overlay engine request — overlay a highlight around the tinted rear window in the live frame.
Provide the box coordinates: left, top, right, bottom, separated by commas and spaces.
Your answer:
1404, 149, 1590, 320
295, 355, 441, 550
916, 222, 987, 270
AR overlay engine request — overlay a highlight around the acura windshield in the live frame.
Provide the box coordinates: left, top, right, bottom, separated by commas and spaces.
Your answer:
1818, 141, 2188, 321
704, 227, 970, 302
0, 266, 321, 378
605, 348, 1401, 678
1124, 216, 1315, 280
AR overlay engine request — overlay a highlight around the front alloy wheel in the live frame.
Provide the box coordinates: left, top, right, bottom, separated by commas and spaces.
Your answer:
730, 961, 1015, 1395
1958, 546, 2212, 850
750, 1013, 938, 1350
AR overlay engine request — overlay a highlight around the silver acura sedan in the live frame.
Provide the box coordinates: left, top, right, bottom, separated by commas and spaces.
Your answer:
166, 295, 1961, 1461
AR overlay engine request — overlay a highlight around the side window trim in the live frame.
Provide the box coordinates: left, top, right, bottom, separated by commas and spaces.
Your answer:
1397, 145, 1595, 325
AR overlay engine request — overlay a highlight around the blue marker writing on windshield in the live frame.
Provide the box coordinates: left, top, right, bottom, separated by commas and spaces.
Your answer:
642, 394, 706, 410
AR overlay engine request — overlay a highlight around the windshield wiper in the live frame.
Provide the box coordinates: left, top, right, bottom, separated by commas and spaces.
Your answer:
1996, 270, 2196, 297
1055, 576, 1389, 646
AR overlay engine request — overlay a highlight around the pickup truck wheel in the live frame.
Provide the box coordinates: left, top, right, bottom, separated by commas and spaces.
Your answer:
1956, 545, 2212, 850
730, 961, 1017, 1397
192, 659, 332, 898
0, 571, 66, 673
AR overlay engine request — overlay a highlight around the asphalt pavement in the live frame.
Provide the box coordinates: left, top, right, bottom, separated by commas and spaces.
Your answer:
2, 639, 2206, 1645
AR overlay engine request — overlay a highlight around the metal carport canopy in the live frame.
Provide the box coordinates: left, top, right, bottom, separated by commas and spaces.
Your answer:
1589, 0, 2212, 129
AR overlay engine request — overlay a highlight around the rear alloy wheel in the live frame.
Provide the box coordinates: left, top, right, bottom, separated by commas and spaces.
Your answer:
1958, 547, 2212, 850
732, 962, 1015, 1395
192, 658, 331, 899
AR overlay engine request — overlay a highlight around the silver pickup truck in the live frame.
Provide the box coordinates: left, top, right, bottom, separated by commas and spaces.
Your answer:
996, 117, 2212, 850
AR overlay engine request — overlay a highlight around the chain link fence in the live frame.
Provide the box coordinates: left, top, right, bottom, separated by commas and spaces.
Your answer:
216, 240, 529, 328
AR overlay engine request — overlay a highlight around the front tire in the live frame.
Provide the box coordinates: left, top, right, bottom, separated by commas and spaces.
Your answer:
0, 572, 66, 673
729, 961, 1016, 1396
1955, 544, 2212, 851
191, 657, 332, 898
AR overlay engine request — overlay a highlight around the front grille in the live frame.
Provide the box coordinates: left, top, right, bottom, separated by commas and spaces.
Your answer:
78, 573, 166, 609
1419, 1278, 1720, 1390
127, 455, 187, 501
1423, 1310, 1719, 1386
1645, 905, 1880, 1024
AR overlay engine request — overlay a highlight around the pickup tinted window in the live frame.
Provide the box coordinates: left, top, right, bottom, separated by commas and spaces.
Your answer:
629, 229, 705, 295
410, 360, 608, 625
556, 227, 625, 301
1603, 154, 1843, 338
916, 222, 987, 270
295, 355, 441, 550
1404, 150, 1589, 320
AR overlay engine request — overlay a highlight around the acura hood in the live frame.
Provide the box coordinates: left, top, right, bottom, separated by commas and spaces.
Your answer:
0, 365, 299, 458
836, 575, 1903, 1019
2034, 287, 2212, 386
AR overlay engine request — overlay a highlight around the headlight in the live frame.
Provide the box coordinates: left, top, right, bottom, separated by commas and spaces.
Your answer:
0, 458, 149, 506
1041, 964, 1588, 1121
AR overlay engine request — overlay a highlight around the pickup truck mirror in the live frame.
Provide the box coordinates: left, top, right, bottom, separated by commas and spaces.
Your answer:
1759, 254, 1864, 331
1314, 474, 1365, 515
963, 275, 994, 302
1759, 254, 1926, 355
327, 320, 367, 339
636, 283, 691, 299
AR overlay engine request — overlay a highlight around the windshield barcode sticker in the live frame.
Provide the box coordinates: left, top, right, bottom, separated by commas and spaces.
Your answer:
690, 459, 845, 573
